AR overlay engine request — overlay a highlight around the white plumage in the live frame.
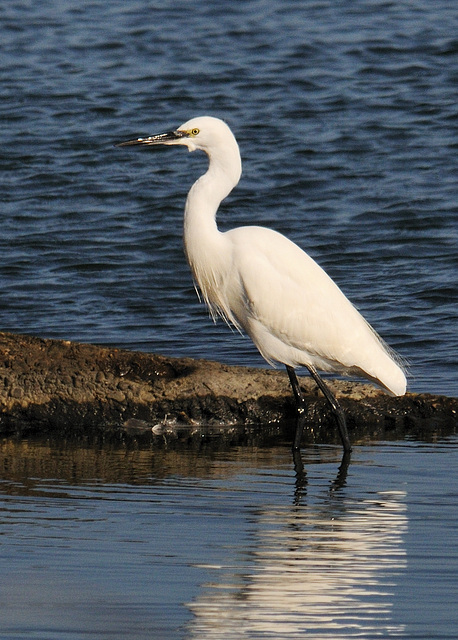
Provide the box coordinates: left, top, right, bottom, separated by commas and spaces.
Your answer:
117, 115, 407, 452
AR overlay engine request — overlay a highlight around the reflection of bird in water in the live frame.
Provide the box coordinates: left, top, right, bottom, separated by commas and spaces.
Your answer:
186, 490, 408, 638
117, 116, 406, 453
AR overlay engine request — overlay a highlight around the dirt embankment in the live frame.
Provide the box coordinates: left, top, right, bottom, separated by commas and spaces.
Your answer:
0, 331, 456, 446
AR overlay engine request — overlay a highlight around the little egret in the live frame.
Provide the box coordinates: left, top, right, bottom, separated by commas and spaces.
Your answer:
116, 116, 406, 453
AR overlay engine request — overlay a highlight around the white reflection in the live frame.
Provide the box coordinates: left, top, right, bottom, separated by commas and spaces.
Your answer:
187, 490, 407, 639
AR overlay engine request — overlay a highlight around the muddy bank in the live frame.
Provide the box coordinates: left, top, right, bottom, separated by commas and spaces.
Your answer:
0, 331, 456, 446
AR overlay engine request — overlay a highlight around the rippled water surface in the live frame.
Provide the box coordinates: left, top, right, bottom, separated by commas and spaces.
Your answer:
0, 3, 457, 637
1, 0, 456, 395
1, 436, 457, 639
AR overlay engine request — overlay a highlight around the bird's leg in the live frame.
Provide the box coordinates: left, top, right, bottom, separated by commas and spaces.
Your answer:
330, 450, 351, 491
305, 364, 352, 453
286, 365, 308, 451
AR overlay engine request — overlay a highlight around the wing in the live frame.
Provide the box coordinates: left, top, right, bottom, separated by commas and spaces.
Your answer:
225, 225, 405, 393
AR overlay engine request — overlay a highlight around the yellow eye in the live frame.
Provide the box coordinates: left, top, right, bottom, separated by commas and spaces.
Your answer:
190, 128, 200, 136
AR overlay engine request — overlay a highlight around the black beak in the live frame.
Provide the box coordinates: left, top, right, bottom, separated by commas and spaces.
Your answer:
115, 130, 185, 147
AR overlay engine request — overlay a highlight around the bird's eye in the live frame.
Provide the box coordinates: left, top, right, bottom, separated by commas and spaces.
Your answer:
191, 128, 200, 136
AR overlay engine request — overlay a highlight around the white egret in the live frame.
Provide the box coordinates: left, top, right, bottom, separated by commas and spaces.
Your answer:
117, 116, 406, 453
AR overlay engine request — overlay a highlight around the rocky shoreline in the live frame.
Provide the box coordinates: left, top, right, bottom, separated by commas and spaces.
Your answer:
0, 331, 456, 446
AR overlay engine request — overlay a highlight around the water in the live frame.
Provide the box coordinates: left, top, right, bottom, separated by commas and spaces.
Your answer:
0, 436, 457, 640
0, 2, 457, 638
0, 0, 456, 396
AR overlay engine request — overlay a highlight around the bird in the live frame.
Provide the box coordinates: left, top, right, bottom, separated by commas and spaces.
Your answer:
116, 115, 407, 453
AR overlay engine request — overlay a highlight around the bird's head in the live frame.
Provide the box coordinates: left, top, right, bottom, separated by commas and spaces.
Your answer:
116, 115, 242, 188
116, 116, 235, 154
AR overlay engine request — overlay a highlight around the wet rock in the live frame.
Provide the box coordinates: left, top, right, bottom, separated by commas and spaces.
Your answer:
0, 331, 456, 445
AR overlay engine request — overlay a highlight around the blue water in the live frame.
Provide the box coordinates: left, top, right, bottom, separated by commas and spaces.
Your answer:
0, 3, 457, 638
1, 0, 457, 395
1, 437, 457, 640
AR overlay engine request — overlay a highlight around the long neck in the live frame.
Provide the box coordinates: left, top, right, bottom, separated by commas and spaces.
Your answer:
184, 138, 241, 266
183, 138, 242, 320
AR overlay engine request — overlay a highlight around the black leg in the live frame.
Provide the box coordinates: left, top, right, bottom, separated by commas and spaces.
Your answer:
285, 365, 352, 453
305, 364, 352, 453
286, 365, 308, 451
331, 450, 351, 491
